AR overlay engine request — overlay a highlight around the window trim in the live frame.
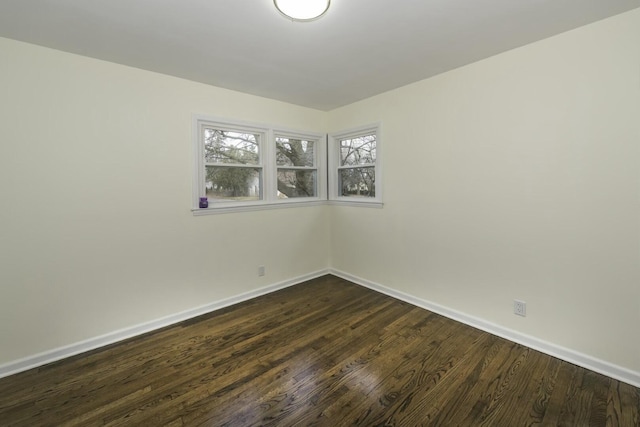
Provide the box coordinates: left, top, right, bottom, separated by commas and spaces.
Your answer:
328, 123, 383, 207
192, 115, 326, 214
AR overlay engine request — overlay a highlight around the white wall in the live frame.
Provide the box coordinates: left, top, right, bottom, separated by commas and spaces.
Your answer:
0, 37, 329, 366
328, 9, 640, 374
1, 8, 639, 382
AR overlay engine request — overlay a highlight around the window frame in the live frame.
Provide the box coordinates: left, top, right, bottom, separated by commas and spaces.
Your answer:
273, 130, 324, 202
328, 123, 383, 207
192, 115, 326, 215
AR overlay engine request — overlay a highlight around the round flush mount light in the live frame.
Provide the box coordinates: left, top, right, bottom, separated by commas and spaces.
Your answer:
274, 0, 330, 22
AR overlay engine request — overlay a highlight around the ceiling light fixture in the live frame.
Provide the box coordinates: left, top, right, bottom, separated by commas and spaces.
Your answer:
274, 0, 330, 22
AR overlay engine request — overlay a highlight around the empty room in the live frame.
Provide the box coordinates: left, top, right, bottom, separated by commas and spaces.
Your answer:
0, 0, 639, 425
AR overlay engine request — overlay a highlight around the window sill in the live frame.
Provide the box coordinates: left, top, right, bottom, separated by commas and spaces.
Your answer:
192, 199, 384, 215
192, 199, 328, 215
327, 199, 383, 209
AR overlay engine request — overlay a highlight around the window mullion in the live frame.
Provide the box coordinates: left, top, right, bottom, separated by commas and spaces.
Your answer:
337, 164, 375, 170
277, 166, 318, 171
264, 129, 273, 203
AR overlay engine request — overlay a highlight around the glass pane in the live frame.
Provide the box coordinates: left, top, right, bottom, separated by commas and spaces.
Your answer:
339, 167, 375, 198
276, 137, 315, 167
277, 169, 317, 198
204, 128, 259, 165
340, 134, 376, 166
205, 166, 262, 201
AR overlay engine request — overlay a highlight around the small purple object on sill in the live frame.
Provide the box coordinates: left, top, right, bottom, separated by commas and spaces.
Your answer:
199, 197, 209, 208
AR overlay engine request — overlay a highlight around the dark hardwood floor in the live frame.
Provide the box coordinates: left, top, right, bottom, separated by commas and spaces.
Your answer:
0, 275, 638, 426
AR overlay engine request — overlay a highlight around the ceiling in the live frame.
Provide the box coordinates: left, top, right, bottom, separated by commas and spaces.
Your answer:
1, 0, 638, 111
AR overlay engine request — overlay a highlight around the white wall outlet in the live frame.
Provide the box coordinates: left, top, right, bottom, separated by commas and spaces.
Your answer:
258, 265, 265, 276
514, 300, 526, 317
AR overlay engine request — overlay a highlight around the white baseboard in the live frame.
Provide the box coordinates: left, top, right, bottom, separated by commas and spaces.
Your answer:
0, 269, 330, 380
330, 269, 640, 389
3, 268, 638, 389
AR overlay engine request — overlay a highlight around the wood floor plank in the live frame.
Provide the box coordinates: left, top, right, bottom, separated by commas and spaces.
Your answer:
98, 281, 398, 426
479, 347, 555, 426
184, 295, 413, 426
0, 275, 638, 426
431, 337, 526, 425
606, 381, 640, 426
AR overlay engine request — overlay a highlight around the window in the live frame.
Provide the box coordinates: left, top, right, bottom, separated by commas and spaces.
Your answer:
328, 124, 382, 206
193, 116, 325, 214
275, 135, 318, 198
204, 126, 264, 202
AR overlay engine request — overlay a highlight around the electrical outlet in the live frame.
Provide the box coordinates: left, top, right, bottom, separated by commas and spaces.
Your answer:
258, 265, 265, 276
514, 300, 526, 317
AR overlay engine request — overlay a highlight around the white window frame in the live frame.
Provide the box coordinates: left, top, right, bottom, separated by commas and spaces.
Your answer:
328, 123, 383, 207
273, 129, 326, 204
192, 115, 326, 215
